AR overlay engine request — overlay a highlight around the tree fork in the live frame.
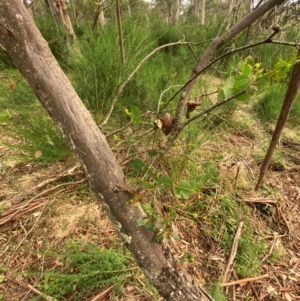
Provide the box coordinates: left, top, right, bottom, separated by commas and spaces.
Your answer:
0, 1, 214, 300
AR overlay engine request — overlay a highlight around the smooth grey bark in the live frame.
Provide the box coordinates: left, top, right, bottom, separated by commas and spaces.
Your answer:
0, 1, 214, 300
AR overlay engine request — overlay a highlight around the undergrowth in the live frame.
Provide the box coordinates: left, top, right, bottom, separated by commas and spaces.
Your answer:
254, 81, 300, 126
29, 242, 131, 301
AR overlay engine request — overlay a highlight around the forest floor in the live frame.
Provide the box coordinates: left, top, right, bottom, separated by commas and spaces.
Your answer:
0, 101, 300, 301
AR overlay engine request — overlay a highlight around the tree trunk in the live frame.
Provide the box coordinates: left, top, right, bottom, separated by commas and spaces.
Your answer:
47, 0, 76, 39
200, 0, 205, 25
255, 49, 300, 190
0, 1, 214, 300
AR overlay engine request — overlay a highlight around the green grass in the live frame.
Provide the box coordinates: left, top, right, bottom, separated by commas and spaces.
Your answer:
254, 82, 300, 126
0, 71, 72, 163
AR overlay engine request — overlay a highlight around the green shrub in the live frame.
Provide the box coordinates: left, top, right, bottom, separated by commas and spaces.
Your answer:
0, 75, 71, 163
254, 82, 300, 126
36, 243, 130, 300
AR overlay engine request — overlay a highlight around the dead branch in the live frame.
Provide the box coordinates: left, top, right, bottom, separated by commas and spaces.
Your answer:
0, 179, 85, 226
221, 274, 269, 287
222, 222, 244, 284
10, 164, 81, 204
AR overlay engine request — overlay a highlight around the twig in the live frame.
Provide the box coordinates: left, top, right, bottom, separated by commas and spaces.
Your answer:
4, 192, 62, 263
183, 89, 247, 127
105, 111, 153, 138
261, 233, 278, 263
222, 222, 244, 284
89, 285, 114, 301
7, 277, 58, 301
100, 40, 203, 127
221, 274, 269, 287
159, 32, 284, 115
10, 164, 81, 204
0, 179, 85, 225
242, 197, 276, 204
187, 44, 199, 62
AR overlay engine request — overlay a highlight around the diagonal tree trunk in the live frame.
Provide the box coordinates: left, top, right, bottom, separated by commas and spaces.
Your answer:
255, 48, 300, 190
0, 1, 214, 300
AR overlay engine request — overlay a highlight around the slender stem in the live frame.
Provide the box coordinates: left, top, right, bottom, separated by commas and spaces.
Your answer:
182, 89, 247, 127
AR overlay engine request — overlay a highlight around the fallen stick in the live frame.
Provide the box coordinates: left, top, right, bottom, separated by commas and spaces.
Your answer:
222, 221, 244, 284
221, 274, 269, 287
89, 285, 114, 301
11, 164, 81, 204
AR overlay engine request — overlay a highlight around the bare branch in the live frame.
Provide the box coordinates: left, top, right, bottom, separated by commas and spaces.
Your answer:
157, 0, 285, 162
182, 88, 247, 128
100, 40, 209, 128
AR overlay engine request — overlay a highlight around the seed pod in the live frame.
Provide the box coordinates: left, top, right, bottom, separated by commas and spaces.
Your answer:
161, 113, 174, 135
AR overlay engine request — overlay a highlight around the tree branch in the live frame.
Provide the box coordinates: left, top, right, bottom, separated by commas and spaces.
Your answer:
159, 0, 285, 161
100, 40, 209, 128
182, 89, 247, 128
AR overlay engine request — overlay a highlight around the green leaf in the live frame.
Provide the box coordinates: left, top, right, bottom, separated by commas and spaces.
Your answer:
241, 64, 252, 75
245, 56, 255, 67
217, 89, 225, 101
232, 74, 249, 92
142, 182, 155, 190
236, 93, 250, 102
129, 158, 147, 171
129, 105, 142, 123
154, 218, 164, 230
157, 176, 172, 190
277, 70, 287, 79
0, 110, 11, 122
148, 150, 160, 157
173, 180, 194, 199
223, 76, 235, 98
137, 217, 146, 226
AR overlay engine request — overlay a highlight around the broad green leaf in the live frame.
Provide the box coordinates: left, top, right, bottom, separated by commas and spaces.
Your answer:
277, 70, 287, 79
148, 169, 159, 181
0, 111, 10, 122
233, 74, 249, 91
236, 93, 250, 102
217, 89, 225, 101
254, 63, 261, 69
142, 182, 155, 189
173, 180, 194, 199
129, 158, 147, 171
241, 63, 252, 75
245, 57, 255, 66
157, 176, 172, 190
129, 105, 142, 123
124, 108, 132, 117
223, 76, 235, 98
137, 217, 146, 226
